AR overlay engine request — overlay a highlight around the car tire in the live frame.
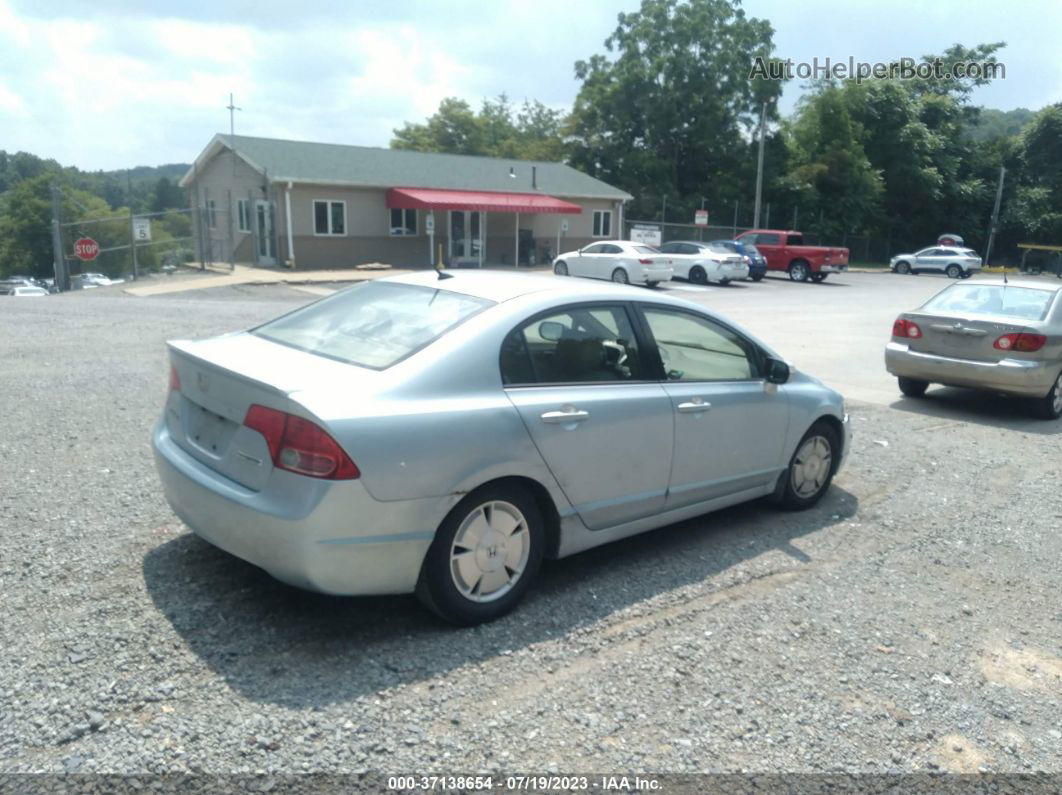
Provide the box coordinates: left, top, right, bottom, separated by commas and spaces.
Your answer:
416, 483, 544, 625
1030, 371, 1062, 420
554, 261, 568, 276
775, 420, 840, 510
811, 273, 828, 283
898, 376, 929, 397
751, 273, 765, 282
718, 278, 730, 286
946, 264, 963, 279
689, 266, 707, 285
894, 261, 911, 275
788, 260, 810, 282
611, 268, 629, 285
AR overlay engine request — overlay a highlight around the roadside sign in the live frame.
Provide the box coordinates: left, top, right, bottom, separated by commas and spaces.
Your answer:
133, 217, 151, 241
561, 219, 569, 233
425, 214, 435, 234
74, 237, 100, 261
695, 209, 709, 226
630, 225, 662, 246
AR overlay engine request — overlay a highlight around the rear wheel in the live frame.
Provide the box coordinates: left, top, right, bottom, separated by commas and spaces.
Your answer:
894, 261, 911, 275
945, 264, 963, 279
416, 483, 544, 625
689, 266, 707, 284
611, 267, 629, 284
811, 273, 828, 283
776, 421, 839, 510
718, 277, 730, 286
751, 272, 765, 282
553, 261, 568, 276
898, 376, 929, 397
1031, 371, 1062, 420
788, 260, 810, 282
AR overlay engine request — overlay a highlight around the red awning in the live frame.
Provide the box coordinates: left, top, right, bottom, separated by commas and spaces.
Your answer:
386, 187, 582, 214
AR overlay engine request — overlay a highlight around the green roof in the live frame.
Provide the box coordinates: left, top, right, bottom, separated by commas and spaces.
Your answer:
189, 134, 631, 201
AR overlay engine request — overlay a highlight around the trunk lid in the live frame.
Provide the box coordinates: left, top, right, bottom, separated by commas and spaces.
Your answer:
902, 311, 1034, 363
165, 333, 380, 490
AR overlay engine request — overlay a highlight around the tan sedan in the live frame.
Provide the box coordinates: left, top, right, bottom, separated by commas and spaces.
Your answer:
885, 279, 1062, 419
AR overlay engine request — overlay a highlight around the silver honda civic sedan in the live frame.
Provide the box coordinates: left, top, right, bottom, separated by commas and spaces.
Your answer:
152, 270, 850, 624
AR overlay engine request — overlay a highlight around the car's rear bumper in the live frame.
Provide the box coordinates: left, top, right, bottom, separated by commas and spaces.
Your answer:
884, 342, 1058, 397
819, 264, 848, 274
638, 266, 674, 284
152, 422, 434, 595
747, 263, 768, 278
717, 264, 750, 280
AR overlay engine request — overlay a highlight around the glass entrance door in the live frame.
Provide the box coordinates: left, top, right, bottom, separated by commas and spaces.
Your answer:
255, 200, 276, 265
449, 211, 484, 266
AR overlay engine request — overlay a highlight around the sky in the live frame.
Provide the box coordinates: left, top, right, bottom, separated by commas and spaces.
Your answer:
1, 0, 1060, 172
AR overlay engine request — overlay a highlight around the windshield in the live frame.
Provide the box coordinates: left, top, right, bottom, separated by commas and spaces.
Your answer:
923, 284, 1057, 321
253, 281, 494, 369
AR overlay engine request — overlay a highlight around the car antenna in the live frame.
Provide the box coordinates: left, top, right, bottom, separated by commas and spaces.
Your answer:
435, 262, 452, 280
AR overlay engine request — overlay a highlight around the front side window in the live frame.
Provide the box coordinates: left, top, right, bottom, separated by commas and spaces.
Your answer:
592, 210, 612, 238
753, 233, 779, 246
314, 200, 346, 236
501, 305, 643, 385
254, 282, 492, 369
786, 234, 803, 245
390, 208, 416, 236
642, 309, 759, 382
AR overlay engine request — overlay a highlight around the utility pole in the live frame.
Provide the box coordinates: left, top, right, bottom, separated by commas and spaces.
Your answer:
50, 185, 67, 292
753, 101, 767, 228
983, 166, 1006, 267
227, 93, 242, 177
127, 171, 139, 280
732, 200, 739, 237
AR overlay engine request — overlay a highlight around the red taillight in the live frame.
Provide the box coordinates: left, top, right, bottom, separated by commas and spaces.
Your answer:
994, 332, 1046, 352
243, 404, 360, 480
638, 258, 654, 265
892, 318, 922, 339
169, 365, 181, 393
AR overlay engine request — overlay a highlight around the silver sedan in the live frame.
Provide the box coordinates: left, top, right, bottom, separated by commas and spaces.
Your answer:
885, 279, 1062, 418
152, 271, 850, 624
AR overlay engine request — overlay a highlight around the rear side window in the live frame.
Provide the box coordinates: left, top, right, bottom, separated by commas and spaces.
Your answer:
786, 234, 803, 245
253, 281, 492, 369
923, 284, 1056, 321
501, 305, 643, 385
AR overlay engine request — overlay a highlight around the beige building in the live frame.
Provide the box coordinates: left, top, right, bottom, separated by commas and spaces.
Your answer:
180, 134, 632, 270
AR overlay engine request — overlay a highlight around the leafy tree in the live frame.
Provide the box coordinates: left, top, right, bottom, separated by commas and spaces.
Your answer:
151, 177, 185, 212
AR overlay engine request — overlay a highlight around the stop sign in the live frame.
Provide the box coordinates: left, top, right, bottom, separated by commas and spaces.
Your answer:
74, 237, 100, 261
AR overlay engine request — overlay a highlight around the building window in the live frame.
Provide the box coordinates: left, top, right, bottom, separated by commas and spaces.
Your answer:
236, 199, 250, 233
592, 210, 612, 238
390, 208, 417, 236
207, 199, 217, 229
313, 200, 346, 236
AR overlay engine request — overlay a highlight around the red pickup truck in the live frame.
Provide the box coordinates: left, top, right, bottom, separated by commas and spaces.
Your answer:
735, 229, 849, 282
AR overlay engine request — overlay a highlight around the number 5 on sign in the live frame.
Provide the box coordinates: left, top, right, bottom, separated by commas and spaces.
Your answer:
133, 218, 152, 241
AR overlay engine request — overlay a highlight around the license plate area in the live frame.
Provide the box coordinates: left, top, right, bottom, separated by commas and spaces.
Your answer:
184, 401, 239, 457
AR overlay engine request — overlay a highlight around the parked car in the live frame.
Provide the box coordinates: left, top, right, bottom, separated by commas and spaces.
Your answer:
885, 279, 1062, 419
709, 240, 769, 281
657, 241, 749, 285
890, 247, 983, 278
553, 241, 673, 286
735, 229, 849, 282
153, 271, 850, 624
11, 286, 49, 297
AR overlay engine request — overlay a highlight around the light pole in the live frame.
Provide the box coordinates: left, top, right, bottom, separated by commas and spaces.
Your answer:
753, 101, 767, 229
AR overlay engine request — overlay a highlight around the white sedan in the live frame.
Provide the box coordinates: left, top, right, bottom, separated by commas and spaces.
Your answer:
658, 241, 750, 285
553, 241, 673, 286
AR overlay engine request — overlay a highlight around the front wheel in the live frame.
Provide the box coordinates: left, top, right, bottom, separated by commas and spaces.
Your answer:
788, 261, 810, 282
1030, 371, 1062, 420
553, 261, 568, 276
898, 376, 929, 397
416, 484, 544, 625
894, 261, 911, 275
611, 267, 629, 284
775, 421, 839, 510
945, 264, 963, 279
689, 266, 707, 285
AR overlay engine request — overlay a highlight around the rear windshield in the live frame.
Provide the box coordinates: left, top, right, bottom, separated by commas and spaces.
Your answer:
923, 284, 1057, 321
634, 245, 661, 255
253, 281, 493, 369
744, 244, 760, 255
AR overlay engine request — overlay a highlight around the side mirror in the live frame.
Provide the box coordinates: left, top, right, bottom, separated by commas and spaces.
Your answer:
538, 321, 566, 342
765, 357, 790, 384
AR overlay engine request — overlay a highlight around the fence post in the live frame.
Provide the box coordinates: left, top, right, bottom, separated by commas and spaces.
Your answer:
732, 201, 738, 238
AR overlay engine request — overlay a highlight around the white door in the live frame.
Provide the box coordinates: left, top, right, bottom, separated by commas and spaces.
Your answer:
255, 200, 275, 265
449, 211, 484, 265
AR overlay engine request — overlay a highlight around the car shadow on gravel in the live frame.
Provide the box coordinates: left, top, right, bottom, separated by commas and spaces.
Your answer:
142, 485, 857, 708
889, 389, 1062, 435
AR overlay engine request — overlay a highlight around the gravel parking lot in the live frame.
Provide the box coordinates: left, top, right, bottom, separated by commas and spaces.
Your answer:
2, 272, 1061, 778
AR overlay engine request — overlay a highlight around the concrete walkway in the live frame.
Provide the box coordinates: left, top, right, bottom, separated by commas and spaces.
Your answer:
123, 263, 408, 297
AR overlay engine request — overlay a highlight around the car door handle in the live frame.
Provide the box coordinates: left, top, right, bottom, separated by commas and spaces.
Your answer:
540, 409, 590, 424
677, 400, 712, 413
